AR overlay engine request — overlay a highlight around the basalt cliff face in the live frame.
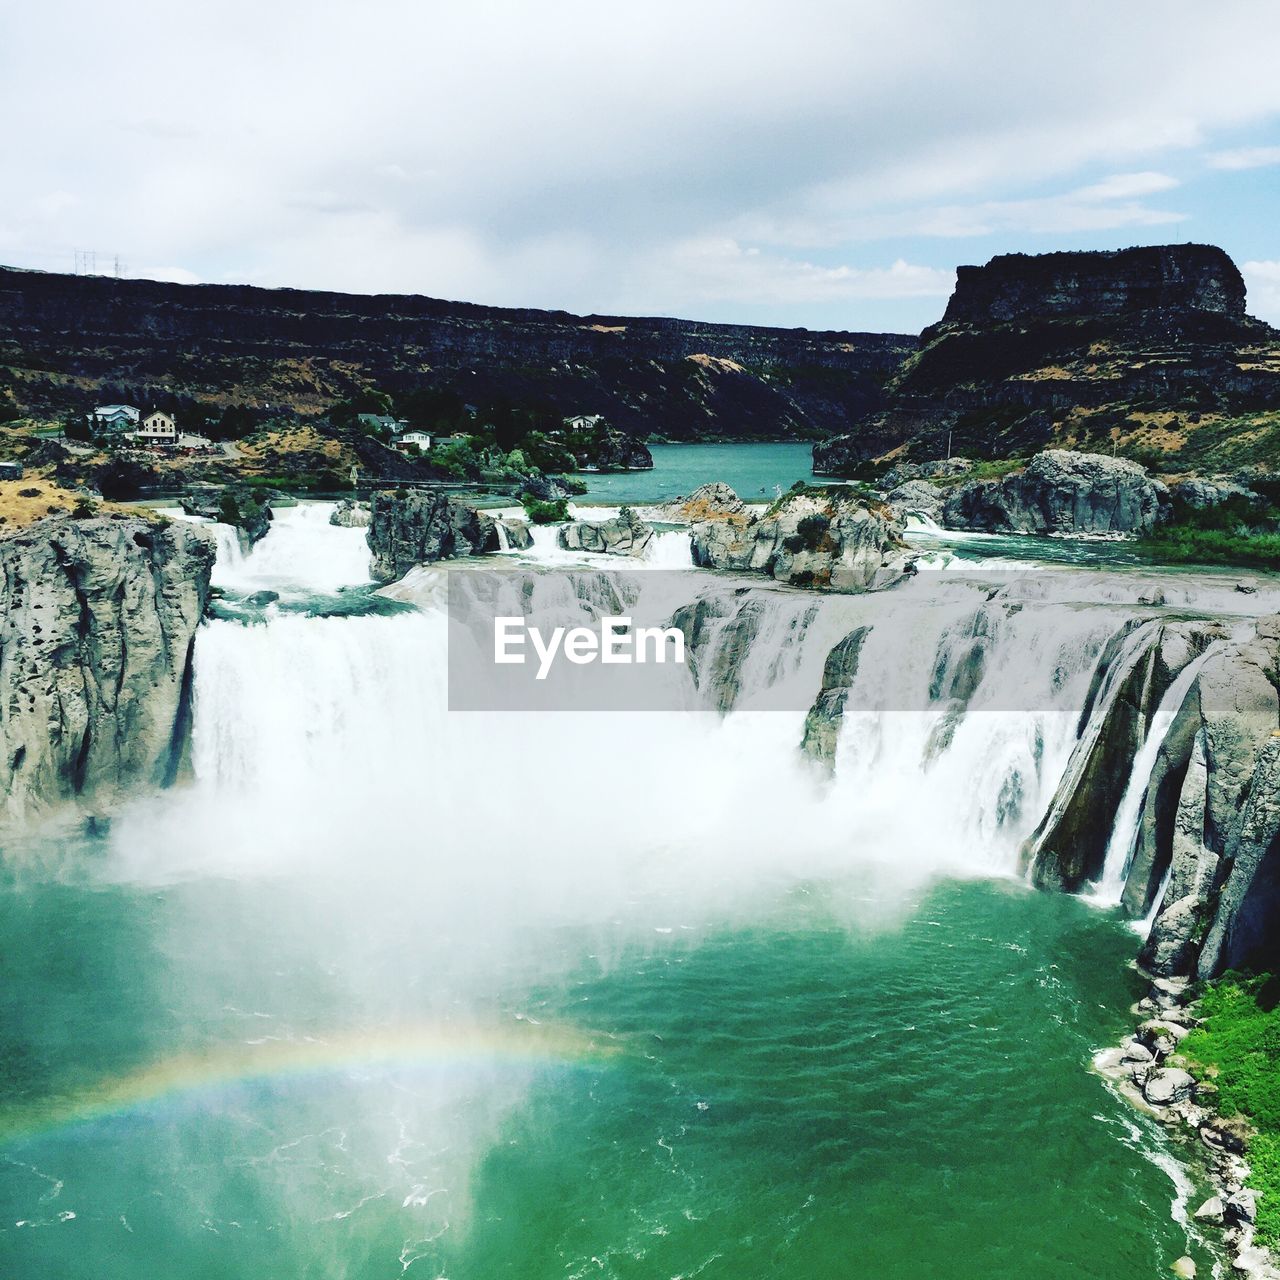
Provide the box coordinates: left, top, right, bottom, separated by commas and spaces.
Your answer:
0, 267, 913, 442
1023, 614, 1280, 980
0, 513, 215, 828
814, 244, 1280, 473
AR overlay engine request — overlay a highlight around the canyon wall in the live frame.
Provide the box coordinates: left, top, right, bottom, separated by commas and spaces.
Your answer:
0, 267, 914, 441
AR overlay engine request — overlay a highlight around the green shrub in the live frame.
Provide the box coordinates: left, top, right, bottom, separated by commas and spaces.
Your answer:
1181, 972, 1280, 1248
523, 497, 569, 524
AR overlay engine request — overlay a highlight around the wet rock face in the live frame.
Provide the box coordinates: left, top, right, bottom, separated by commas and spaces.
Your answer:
0, 514, 215, 826
942, 245, 1247, 325
941, 450, 1170, 536
558, 507, 653, 557
689, 486, 913, 593
367, 490, 498, 580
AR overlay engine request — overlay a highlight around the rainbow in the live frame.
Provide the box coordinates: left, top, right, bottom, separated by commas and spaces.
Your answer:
0, 1021, 618, 1146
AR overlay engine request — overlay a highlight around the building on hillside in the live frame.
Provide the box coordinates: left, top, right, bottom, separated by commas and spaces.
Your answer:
127, 410, 179, 446
90, 404, 140, 431
564, 413, 604, 431
0, 460, 23, 480
392, 430, 432, 455
357, 413, 408, 434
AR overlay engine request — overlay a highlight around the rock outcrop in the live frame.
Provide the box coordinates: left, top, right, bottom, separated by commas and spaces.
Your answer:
367, 490, 498, 580
941, 450, 1171, 536
813, 244, 1280, 473
0, 513, 215, 826
944, 245, 1247, 325
689, 486, 913, 592
1023, 620, 1226, 891
1026, 612, 1280, 978
800, 627, 871, 769
181, 486, 273, 546
329, 498, 371, 528
1134, 619, 1280, 978
558, 507, 653, 556
656, 482, 746, 524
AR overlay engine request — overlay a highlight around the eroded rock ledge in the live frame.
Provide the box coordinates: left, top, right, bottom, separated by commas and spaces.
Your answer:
689, 485, 913, 592
0, 513, 215, 827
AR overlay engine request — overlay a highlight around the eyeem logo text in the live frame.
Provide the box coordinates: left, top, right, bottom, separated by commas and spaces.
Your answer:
494, 616, 686, 680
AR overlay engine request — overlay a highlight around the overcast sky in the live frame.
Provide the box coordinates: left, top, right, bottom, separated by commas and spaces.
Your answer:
3, 0, 1280, 332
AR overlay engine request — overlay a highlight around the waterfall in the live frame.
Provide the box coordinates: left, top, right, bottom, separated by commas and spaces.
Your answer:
645, 529, 694, 568
107, 543, 1157, 908
1092, 645, 1220, 904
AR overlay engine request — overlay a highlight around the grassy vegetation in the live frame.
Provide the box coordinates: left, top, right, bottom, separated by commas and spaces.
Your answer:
1181, 973, 1280, 1249
1137, 493, 1280, 570
1137, 526, 1280, 569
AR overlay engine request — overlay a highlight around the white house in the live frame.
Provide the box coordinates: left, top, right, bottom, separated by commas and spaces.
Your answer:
90, 404, 140, 431
564, 414, 604, 432
128, 411, 179, 445
393, 430, 432, 455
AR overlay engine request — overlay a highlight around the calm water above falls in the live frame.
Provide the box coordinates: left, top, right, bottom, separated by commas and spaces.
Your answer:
0, 480, 1241, 1279
581, 442, 818, 504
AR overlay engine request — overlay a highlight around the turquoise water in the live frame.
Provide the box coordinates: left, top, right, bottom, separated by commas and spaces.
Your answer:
581, 442, 817, 504
0, 867, 1212, 1279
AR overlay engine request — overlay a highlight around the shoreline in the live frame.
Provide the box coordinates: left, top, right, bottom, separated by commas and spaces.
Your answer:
1095, 971, 1278, 1279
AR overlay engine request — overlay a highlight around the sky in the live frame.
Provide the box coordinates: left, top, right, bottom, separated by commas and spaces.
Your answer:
2, 0, 1280, 334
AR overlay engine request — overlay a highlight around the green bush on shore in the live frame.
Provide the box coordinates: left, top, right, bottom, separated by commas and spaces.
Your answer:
1181, 973, 1280, 1249
522, 497, 569, 524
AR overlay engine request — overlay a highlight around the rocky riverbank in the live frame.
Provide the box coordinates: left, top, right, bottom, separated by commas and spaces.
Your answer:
1095, 975, 1277, 1279
0, 511, 215, 827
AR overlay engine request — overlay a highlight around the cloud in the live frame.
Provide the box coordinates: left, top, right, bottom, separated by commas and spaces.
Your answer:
1208, 146, 1280, 170
736, 173, 1187, 246
639, 240, 956, 308
1242, 261, 1280, 325
1, 0, 1279, 325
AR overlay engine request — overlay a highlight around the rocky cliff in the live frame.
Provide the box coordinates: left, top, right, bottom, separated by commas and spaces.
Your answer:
940, 450, 1171, 535
367, 490, 498, 580
0, 513, 215, 826
1024, 614, 1280, 980
0, 266, 913, 443
814, 244, 1280, 473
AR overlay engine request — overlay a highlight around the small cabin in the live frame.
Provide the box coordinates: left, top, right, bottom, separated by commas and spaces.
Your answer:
0, 460, 23, 480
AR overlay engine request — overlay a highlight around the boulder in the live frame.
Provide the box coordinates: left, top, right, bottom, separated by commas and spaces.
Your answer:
657, 482, 746, 523
941, 450, 1170, 536
367, 490, 499, 580
1194, 1196, 1226, 1226
1226, 1191, 1258, 1225
496, 517, 533, 550
558, 507, 653, 556
329, 498, 371, 528
1142, 1067, 1197, 1106
690, 488, 913, 593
